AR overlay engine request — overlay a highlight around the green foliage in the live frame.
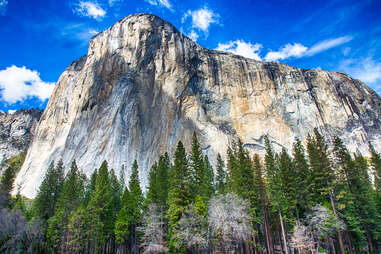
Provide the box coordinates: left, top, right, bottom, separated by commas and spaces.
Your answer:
46, 160, 86, 250
146, 153, 170, 209
306, 129, 334, 205
87, 160, 114, 250
33, 160, 64, 221
215, 153, 227, 195
292, 139, 310, 217
167, 141, 192, 253
0, 151, 26, 208
115, 160, 143, 252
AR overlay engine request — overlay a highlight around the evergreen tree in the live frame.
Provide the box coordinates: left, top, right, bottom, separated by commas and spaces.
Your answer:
167, 141, 192, 253
115, 188, 131, 248
146, 162, 159, 206
202, 154, 215, 200
0, 166, 16, 208
369, 142, 381, 193
264, 137, 290, 254
351, 154, 381, 252
115, 160, 143, 253
87, 161, 114, 252
156, 153, 170, 209
189, 132, 205, 198
306, 129, 334, 205
33, 160, 64, 222
332, 137, 365, 252
215, 153, 227, 195
47, 160, 86, 251
292, 138, 310, 217
0, 151, 26, 208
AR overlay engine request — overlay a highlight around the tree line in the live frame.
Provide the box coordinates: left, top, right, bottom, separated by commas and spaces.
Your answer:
0, 129, 381, 253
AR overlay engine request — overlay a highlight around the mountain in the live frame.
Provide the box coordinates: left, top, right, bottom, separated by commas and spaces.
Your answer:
14, 14, 381, 198
0, 109, 42, 168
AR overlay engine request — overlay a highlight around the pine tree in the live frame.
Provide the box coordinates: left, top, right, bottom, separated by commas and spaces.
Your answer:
215, 153, 227, 195
264, 137, 290, 254
33, 160, 64, 222
87, 160, 114, 252
227, 139, 257, 253
291, 138, 310, 217
47, 160, 86, 251
128, 160, 144, 253
156, 153, 170, 209
189, 132, 205, 198
167, 141, 192, 253
0, 166, 16, 208
0, 151, 26, 208
351, 154, 381, 252
146, 162, 159, 206
115, 188, 131, 248
252, 153, 270, 252
306, 129, 334, 205
202, 154, 214, 200
115, 160, 143, 253
332, 137, 364, 253
369, 143, 381, 193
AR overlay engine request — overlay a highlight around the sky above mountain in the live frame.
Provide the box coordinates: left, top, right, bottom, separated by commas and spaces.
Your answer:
0, 0, 380, 112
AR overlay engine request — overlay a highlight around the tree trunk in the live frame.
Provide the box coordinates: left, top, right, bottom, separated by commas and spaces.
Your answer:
329, 190, 346, 254
366, 230, 374, 253
279, 209, 289, 254
330, 237, 337, 254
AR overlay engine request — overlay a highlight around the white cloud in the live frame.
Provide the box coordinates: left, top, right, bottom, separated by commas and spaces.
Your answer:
264, 43, 307, 61
306, 36, 352, 56
187, 30, 199, 42
182, 6, 220, 40
264, 36, 352, 62
74, 1, 106, 20
77, 28, 99, 41
216, 40, 262, 61
339, 57, 381, 94
0, 66, 55, 104
146, 0, 172, 10
0, 0, 7, 15
108, 0, 121, 6
7, 109, 16, 114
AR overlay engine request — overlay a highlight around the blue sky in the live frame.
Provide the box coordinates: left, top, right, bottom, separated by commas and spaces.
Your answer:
0, 0, 380, 112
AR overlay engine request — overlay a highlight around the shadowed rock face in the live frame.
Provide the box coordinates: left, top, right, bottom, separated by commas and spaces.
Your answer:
0, 109, 42, 167
15, 14, 381, 197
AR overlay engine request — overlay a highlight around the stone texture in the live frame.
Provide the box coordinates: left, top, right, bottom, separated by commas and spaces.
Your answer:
0, 109, 42, 167
15, 14, 381, 197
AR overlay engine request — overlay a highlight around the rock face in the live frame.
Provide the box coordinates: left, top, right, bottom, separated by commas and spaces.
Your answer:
0, 109, 42, 167
15, 14, 381, 197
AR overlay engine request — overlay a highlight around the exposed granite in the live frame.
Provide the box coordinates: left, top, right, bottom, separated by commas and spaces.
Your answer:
14, 14, 381, 197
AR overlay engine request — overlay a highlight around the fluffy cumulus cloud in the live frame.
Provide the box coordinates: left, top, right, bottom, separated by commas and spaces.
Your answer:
339, 57, 381, 94
182, 6, 220, 41
0, 0, 7, 15
264, 43, 307, 61
146, 0, 172, 10
216, 40, 262, 61
0, 66, 55, 104
187, 30, 199, 42
74, 1, 106, 20
265, 36, 352, 61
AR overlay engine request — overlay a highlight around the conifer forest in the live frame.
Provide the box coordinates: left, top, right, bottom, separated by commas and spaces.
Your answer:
1, 128, 381, 254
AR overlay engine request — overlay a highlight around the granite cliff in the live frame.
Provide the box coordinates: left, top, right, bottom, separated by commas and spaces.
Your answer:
0, 109, 42, 168
15, 14, 381, 197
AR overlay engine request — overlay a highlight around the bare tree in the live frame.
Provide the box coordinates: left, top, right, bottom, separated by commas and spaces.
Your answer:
307, 204, 346, 253
138, 203, 168, 254
0, 208, 45, 253
174, 204, 208, 252
290, 222, 315, 254
208, 193, 253, 253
